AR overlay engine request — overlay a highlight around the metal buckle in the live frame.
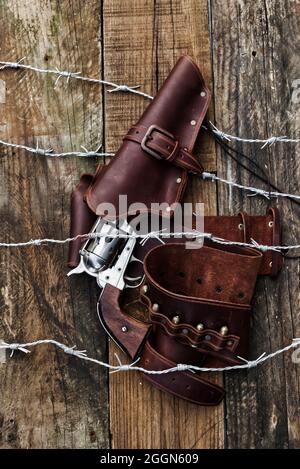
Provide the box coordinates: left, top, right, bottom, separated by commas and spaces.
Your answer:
141, 124, 176, 160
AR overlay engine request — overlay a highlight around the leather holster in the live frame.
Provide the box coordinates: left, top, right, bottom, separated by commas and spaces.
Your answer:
68, 55, 210, 267
85, 55, 209, 218
139, 242, 262, 405
67, 55, 284, 406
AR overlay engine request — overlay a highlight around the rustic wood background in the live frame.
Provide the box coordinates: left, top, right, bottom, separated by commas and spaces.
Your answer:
0, 0, 299, 449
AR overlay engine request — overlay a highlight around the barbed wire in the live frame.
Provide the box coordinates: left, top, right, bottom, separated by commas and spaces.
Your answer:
0, 138, 114, 158
0, 230, 297, 252
1, 59, 299, 145
0, 59, 153, 99
1, 337, 299, 373
201, 171, 300, 201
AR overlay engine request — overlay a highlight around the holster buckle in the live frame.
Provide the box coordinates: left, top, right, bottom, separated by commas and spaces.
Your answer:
141, 124, 177, 160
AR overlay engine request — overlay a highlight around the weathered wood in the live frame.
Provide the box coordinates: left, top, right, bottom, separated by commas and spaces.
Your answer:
211, 0, 300, 448
103, 0, 224, 449
0, 0, 108, 448
1, 0, 299, 450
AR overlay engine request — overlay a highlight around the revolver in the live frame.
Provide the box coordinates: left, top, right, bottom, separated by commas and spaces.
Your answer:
68, 217, 151, 359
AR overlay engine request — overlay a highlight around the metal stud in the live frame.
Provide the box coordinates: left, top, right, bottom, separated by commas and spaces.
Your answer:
238, 223, 244, 230
200, 91, 206, 97
268, 221, 274, 228
220, 325, 229, 336
152, 303, 159, 312
141, 285, 148, 294
196, 323, 204, 331
176, 177, 182, 184
171, 315, 180, 325
190, 120, 197, 126
121, 326, 128, 333
166, 207, 171, 212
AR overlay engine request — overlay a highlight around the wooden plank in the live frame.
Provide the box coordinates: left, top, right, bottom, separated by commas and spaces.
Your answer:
104, 0, 224, 449
211, 0, 300, 448
0, 0, 108, 448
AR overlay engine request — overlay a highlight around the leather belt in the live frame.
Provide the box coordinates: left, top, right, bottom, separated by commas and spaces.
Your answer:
137, 242, 263, 405
139, 340, 225, 406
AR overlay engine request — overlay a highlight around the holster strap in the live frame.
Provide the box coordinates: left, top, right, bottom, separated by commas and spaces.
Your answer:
139, 340, 225, 406
124, 124, 203, 174
98, 284, 151, 360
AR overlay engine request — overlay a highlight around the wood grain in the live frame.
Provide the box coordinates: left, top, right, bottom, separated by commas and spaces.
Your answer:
211, 0, 300, 448
1, 0, 299, 450
0, 0, 108, 448
103, 0, 223, 449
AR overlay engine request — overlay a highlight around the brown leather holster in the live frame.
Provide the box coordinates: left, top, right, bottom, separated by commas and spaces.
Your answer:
68, 56, 284, 406
68, 176, 283, 408
139, 243, 263, 405
69, 54, 210, 267
85, 55, 209, 219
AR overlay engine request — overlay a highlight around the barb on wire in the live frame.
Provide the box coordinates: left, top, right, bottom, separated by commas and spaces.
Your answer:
1, 60, 299, 143
209, 121, 300, 147
0, 60, 153, 99
201, 171, 300, 201
0, 337, 299, 374
0, 229, 299, 253
0, 342, 31, 357
250, 238, 281, 253
0, 138, 114, 158
110, 353, 141, 373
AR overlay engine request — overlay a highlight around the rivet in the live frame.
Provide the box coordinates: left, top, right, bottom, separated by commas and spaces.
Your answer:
176, 177, 182, 183
238, 223, 244, 230
182, 328, 189, 335
191, 344, 198, 348
220, 325, 229, 336
152, 303, 159, 312
121, 326, 128, 333
166, 207, 171, 212
200, 91, 206, 97
171, 315, 180, 325
190, 120, 197, 126
196, 323, 204, 331
227, 340, 233, 347
269, 261, 273, 268
205, 334, 211, 341
141, 285, 148, 294
268, 221, 274, 228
